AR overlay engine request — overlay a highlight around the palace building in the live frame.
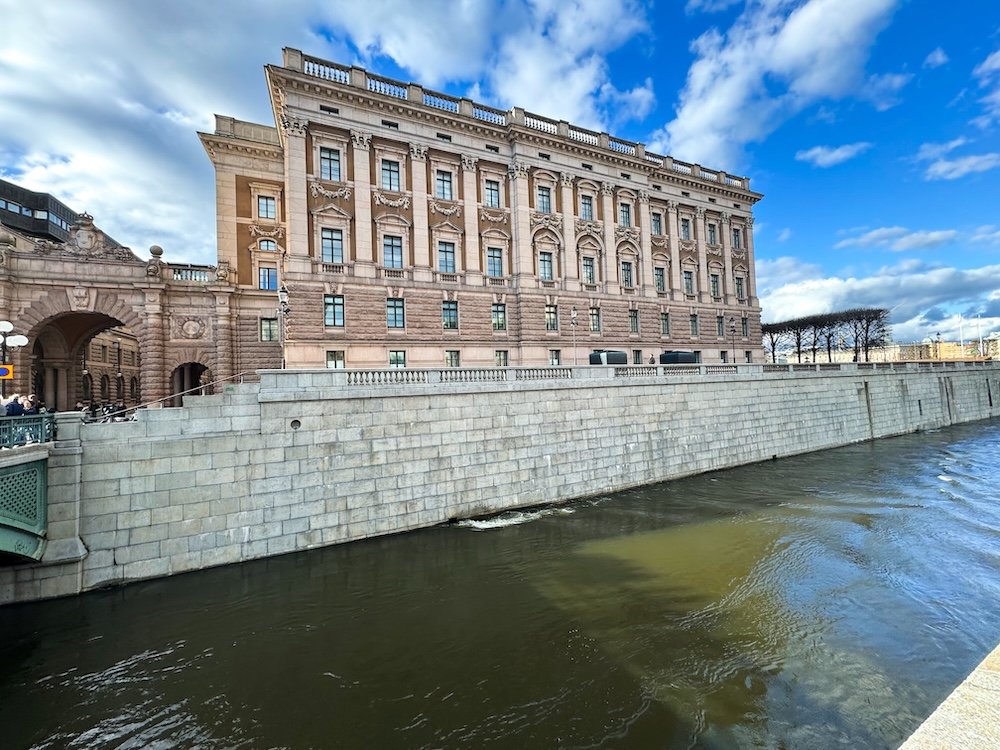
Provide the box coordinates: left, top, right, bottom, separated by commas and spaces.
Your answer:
200, 48, 763, 369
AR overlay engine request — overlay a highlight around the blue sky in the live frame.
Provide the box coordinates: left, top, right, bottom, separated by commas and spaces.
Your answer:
1, 0, 999, 345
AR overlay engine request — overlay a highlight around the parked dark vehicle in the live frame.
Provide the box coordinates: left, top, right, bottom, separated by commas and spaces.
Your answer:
659, 350, 698, 364
589, 350, 629, 365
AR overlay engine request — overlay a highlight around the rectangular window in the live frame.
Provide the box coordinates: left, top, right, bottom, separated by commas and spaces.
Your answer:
708, 224, 717, 245
620, 261, 634, 288
633, 350, 643, 365
742, 317, 749, 337
710, 273, 721, 298
629, 309, 639, 334
326, 351, 345, 369
320, 148, 341, 181
321, 228, 343, 264
387, 298, 405, 328
735, 276, 746, 299
484, 180, 500, 208
383, 235, 403, 268
717, 316, 725, 337
445, 350, 460, 367
435, 170, 453, 200
487, 247, 503, 277
660, 312, 670, 335
681, 217, 691, 240
539, 252, 554, 280
495, 350, 509, 367
260, 319, 278, 342
258, 267, 277, 290
258, 196, 276, 220
683, 270, 694, 295
549, 349, 561, 366
690, 314, 699, 336
721, 350, 729, 363
744, 350, 752, 364
619, 203, 632, 227
654, 267, 666, 292
381, 159, 400, 191
389, 350, 406, 368
580, 195, 594, 221
324, 294, 345, 327
651, 212, 662, 235
442, 300, 458, 330
537, 186, 552, 213
582, 256, 596, 284
589, 307, 601, 332
732, 227, 742, 249
438, 241, 456, 273
545, 304, 558, 331
492, 303, 507, 331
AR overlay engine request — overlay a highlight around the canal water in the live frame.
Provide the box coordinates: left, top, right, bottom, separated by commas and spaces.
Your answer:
1, 421, 999, 749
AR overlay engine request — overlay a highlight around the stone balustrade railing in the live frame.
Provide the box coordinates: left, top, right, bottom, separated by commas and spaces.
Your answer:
288, 49, 751, 191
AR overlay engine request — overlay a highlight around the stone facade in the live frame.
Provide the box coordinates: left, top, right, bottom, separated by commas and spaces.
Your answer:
1, 361, 997, 605
199, 48, 765, 370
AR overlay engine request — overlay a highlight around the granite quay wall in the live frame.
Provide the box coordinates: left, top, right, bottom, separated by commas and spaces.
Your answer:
1, 360, 998, 605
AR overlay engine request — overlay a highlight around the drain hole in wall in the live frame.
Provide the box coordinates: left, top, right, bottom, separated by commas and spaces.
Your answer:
290, 419, 301, 430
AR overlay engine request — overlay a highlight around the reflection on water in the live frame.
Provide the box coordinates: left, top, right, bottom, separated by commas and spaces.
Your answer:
1, 422, 999, 749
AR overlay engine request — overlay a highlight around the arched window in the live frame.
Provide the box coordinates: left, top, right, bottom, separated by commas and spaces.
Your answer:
259, 239, 276, 252
100, 375, 110, 401
130, 377, 140, 403
82, 374, 92, 401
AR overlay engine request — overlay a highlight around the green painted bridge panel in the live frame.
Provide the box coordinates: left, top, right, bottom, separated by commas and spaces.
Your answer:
0, 459, 48, 561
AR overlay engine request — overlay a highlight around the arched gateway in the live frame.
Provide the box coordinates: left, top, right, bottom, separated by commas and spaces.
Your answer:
0, 215, 270, 409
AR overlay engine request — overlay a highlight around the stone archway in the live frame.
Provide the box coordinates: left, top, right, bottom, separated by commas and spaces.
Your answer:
168, 362, 211, 407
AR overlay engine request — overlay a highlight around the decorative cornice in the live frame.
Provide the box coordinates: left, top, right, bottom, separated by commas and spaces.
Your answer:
461, 154, 479, 171
310, 182, 352, 201
280, 109, 307, 137
430, 200, 461, 217
350, 129, 372, 151
249, 224, 286, 239
409, 142, 428, 161
373, 191, 410, 209
508, 160, 530, 180
480, 209, 509, 223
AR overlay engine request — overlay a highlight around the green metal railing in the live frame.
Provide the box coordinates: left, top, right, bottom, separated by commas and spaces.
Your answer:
0, 414, 56, 449
0, 459, 47, 560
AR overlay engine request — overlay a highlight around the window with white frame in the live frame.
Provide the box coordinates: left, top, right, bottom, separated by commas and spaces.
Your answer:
580, 194, 594, 221
258, 267, 277, 290
387, 298, 405, 328
654, 266, 666, 292
320, 147, 341, 181
435, 170, 453, 200
438, 241, 456, 273
545, 304, 558, 331
548, 349, 561, 366
484, 179, 500, 208
683, 270, 694, 295
582, 256, 596, 284
257, 196, 276, 221
539, 252, 554, 280
589, 307, 601, 331
619, 203, 632, 227
492, 303, 507, 331
389, 350, 406, 368
537, 186, 552, 214
383, 236, 403, 268
629, 309, 639, 333
259, 239, 277, 253
445, 350, 461, 367
260, 318, 278, 341
495, 350, 509, 367
381, 159, 401, 191
321, 228, 343, 264
620, 261, 634, 288
651, 212, 663, 235
486, 247, 503, 277
324, 295, 345, 327
326, 351, 345, 369
680, 217, 691, 240
442, 300, 458, 330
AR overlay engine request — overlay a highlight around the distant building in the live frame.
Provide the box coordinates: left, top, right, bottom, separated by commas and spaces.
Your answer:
0, 178, 94, 244
199, 47, 765, 369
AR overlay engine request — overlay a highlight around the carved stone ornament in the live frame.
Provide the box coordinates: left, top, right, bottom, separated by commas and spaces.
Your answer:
429, 200, 461, 217
461, 154, 479, 171
651, 237, 669, 248
310, 182, 352, 201
575, 219, 602, 236
638, 190, 649, 203
479, 209, 509, 223
530, 213, 562, 232
666, 200, 679, 211
145, 260, 163, 278
249, 224, 286, 239
615, 226, 640, 242
680, 239, 696, 253
560, 172, 574, 187
721, 212, 731, 224
374, 191, 411, 209
409, 143, 428, 161
600, 182, 615, 196
280, 109, 307, 137
216, 260, 231, 282
746, 216, 754, 227
178, 318, 206, 339
33, 213, 141, 262
350, 130, 372, 151
707, 245, 723, 256
695, 207, 706, 219
508, 161, 530, 180
732, 249, 747, 260
69, 285, 91, 311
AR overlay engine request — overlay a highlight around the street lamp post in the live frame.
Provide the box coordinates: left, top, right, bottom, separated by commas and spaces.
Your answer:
728, 316, 737, 365
0, 321, 29, 399
277, 285, 290, 369
571, 306, 578, 366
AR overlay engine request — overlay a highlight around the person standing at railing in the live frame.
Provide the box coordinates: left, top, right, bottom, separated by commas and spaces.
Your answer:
4, 393, 24, 417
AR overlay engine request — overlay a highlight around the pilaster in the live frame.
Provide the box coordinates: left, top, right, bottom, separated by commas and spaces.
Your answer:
560, 173, 577, 282
410, 143, 431, 271
638, 190, 654, 292
695, 207, 710, 304
350, 130, 375, 274
281, 113, 309, 259
666, 202, 682, 301
746, 216, 758, 303
720, 213, 735, 305
509, 161, 532, 279
461, 155, 481, 280
600, 182, 616, 286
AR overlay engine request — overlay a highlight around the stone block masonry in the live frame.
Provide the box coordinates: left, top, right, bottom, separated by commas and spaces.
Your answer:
1, 361, 998, 605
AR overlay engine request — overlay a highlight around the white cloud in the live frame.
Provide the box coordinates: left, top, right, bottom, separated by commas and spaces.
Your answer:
972, 226, 1000, 245
863, 71, 912, 111
650, 0, 899, 169
972, 48, 1000, 127
915, 137, 967, 161
794, 142, 872, 167
923, 47, 949, 68
685, 0, 741, 12
924, 153, 1000, 180
834, 226, 958, 251
777, 228, 792, 242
